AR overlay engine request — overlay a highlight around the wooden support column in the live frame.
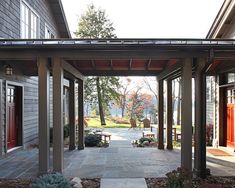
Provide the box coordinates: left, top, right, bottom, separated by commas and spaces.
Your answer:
194, 58, 207, 178
38, 57, 50, 174
69, 79, 76, 150
78, 79, 84, 150
181, 58, 192, 171
158, 79, 164, 149
167, 79, 173, 150
52, 57, 64, 172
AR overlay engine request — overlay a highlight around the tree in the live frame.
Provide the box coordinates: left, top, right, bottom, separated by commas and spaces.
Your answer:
75, 4, 119, 125
75, 4, 116, 38
117, 78, 131, 118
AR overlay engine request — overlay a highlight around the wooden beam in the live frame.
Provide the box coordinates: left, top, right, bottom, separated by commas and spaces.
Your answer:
61, 60, 84, 80
158, 79, 164, 149
92, 60, 96, 70
146, 58, 151, 70
0, 49, 208, 60
69, 79, 76, 150
78, 79, 84, 150
158, 62, 182, 80
52, 57, 64, 172
110, 59, 113, 70
38, 57, 50, 174
194, 58, 207, 178
129, 59, 132, 70
181, 58, 192, 172
166, 79, 173, 150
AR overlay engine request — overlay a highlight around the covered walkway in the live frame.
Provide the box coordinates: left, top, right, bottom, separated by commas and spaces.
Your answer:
1, 39, 235, 178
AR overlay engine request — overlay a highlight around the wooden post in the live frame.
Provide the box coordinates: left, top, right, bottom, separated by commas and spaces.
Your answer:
158, 79, 164, 149
167, 79, 173, 150
69, 79, 76, 150
194, 58, 207, 178
181, 58, 192, 171
52, 57, 64, 172
78, 79, 84, 150
38, 57, 50, 174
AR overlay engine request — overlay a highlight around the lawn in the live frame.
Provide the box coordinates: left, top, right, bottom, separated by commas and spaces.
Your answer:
86, 117, 131, 128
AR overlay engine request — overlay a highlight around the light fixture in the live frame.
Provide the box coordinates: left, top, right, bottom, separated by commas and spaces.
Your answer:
4, 64, 13, 76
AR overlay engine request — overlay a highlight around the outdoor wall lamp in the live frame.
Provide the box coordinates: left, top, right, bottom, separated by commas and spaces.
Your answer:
4, 64, 13, 76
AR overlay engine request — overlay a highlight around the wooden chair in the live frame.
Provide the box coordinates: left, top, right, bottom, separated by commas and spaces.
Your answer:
143, 118, 150, 129
129, 118, 137, 129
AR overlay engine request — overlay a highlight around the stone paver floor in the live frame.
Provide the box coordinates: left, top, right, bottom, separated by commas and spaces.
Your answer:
101, 178, 147, 188
0, 128, 234, 180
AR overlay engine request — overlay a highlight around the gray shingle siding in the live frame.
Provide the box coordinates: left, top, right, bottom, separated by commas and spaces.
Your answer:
0, 0, 60, 39
0, 0, 62, 155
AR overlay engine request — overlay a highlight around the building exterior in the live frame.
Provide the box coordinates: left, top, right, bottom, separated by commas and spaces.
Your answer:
206, 0, 235, 149
0, 0, 70, 156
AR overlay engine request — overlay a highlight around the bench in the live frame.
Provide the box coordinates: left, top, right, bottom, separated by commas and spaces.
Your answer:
95, 132, 112, 141
142, 131, 155, 138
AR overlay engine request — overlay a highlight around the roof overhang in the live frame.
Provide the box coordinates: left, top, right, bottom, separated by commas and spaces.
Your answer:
0, 39, 235, 77
207, 0, 235, 39
49, 0, 71, 38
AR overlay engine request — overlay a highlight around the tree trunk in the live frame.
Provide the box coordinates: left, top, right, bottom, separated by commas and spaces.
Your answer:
177, 78, 181, 125
96, 77, 106, 125
121, 95, 126, 118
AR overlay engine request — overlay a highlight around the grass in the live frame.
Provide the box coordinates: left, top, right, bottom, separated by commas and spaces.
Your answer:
86, 117, 131, 128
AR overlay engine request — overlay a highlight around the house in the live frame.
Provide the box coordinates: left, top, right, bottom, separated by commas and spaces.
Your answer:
0, 0, 70, 156
206, 0, 235, 149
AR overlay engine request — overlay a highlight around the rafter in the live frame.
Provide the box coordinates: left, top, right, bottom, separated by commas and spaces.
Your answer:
146, 58, 151, 70
129, 59, 132, 70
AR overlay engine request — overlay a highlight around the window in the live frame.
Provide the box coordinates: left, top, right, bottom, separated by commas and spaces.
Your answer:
20, 1, 39, 39
227, 73, 235, 83
45, 25, 55, 39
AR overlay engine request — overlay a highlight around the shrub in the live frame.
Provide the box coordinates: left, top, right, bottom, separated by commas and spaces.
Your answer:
85, 134, 101, 147
166, 167, 191, 188
29, 173, 71, 188
50, 125, 70, 144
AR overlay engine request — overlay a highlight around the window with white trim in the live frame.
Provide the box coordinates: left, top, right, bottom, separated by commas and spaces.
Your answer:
20, 1, 39, 39
45, 25, 55, 39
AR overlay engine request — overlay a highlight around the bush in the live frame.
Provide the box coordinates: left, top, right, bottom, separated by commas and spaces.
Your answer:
85, 134, 101, 147
50, 125, 70, 144
29, 173, 71, 188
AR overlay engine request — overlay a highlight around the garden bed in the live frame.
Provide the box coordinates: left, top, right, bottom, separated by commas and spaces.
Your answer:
146, 176, 235, 188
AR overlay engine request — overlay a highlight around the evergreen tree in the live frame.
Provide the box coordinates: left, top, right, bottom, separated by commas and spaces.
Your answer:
75, 4, 119, 125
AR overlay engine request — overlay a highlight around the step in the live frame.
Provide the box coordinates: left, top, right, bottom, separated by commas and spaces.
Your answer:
101, 178, 147, 188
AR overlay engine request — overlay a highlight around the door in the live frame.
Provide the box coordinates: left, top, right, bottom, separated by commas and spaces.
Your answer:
226, 88, 235, 147
7, 86, 18, 149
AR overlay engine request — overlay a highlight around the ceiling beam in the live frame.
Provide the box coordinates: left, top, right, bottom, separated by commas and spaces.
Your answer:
91, 60, 96, 70
61, 60, 84, 80
129, 59, 132, 70
158, 61, 183, 80
110, 59, 113, 70
146, 58, 151, 70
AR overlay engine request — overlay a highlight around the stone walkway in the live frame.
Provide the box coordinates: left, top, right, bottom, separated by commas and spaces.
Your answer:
0, 128, 234, 182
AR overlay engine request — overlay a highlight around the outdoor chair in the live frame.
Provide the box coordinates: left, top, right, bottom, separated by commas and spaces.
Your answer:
143, 118, 150, 129
129, 118, 137, 129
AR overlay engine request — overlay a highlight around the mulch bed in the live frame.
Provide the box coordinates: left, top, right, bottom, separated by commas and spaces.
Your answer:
146, 176, 235, 188
0, 179, 33, 188
81, 178, 100, 188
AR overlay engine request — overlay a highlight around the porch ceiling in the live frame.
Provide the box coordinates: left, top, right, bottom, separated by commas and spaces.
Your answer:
1, 39, 235, 77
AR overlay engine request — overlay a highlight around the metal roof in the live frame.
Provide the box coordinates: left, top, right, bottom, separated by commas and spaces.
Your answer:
1, 39, 235, 48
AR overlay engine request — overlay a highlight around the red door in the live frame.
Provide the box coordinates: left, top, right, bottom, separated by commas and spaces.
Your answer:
227, 88, 235, 147
7, 86, 18, 149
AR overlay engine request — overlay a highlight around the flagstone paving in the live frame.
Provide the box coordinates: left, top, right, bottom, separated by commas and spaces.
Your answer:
0, 128, 234, 180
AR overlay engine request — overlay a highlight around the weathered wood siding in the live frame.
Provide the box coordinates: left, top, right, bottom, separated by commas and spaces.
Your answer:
0, 0, 60, 39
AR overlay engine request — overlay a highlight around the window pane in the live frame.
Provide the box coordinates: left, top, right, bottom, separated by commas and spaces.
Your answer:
228, 73, 235, 83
